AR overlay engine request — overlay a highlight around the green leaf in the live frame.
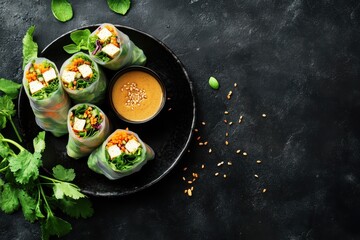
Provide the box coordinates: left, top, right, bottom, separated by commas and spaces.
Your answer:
208, 76, 219, 90
107, 0, 131, 15
33, 131, 46, 154
70, 29, 91, 46
0, 183, 19, 213
22, 26, 38, 69
51, 0, 73, 22
0, 78, 21, 99
63, 44, 80, 54
8, 150, 42, 184
43, 214, 72, 238
52, 165, 75, 182
35, 197, 45, 219
58, 197, 94, 219
53, 182, 85, 200
0, 133, 13, 158
17, 189, 37, 222
0, 95, 16, 130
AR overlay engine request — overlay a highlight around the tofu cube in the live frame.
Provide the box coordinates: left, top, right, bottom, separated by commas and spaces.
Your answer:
73, 117, 86, 132
77, 64, 93, 78
42, 68, 57, 83
96, 27, 113, 41
102, 43, 120, 58
107, 145, 122, 159
125, 139, 141, 153
61, 70, 77, 84
29, 80, 44, 95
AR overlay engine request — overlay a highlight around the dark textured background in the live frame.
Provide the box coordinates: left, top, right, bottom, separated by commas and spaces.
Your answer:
1, 0, 360, 239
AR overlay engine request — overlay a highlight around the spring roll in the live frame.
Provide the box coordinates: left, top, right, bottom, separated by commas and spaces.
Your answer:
66, 103, 110, 159
87, 129, 155, 180
23, 58, 70, 137
60, 53, 106, 104
88, 23, 146, 70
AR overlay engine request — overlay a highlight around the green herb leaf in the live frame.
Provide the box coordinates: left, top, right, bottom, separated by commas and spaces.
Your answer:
43, 214, 72, 238
53, 182, 85, 200
51, 0, 73, 22
0, 183, 19, 213
22, 26, 38, 69
0, 133, 13, 158
17, 189, 37, 222
107, 0, 131, 15
209, 76, 220, 90
70, 29, 91, 46
63, 44, 81, 54
8, 150, 42, 184
58, 197, 94, 219
52, 165, 75, 182
0, 95, 16, 131
63, 29, 90, 54
33, 131, 46, 154
0, 78, 21, 99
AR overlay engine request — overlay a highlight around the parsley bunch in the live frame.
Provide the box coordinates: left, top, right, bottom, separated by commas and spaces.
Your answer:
0, 131, 93, 239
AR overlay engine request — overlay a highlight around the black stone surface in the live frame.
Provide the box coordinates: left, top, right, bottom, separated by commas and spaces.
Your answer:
1, 0, 360, 239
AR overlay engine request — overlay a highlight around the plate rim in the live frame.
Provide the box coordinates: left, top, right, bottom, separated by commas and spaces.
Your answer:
18, 24, 196, 197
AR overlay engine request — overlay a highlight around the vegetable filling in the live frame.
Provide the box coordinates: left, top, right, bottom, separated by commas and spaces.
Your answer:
89, 25, 121, 62
69, 104, 103, 138
61, 55, 97, 90
25, 60, 59, 99
105, 131, 143, 171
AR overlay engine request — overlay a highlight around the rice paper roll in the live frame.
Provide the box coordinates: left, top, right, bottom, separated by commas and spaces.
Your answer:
66, 103, 110, 159
60, 53, 106, 104
87, 129, 155, 180
88, 23, 146, 70
23, 58, 70, 137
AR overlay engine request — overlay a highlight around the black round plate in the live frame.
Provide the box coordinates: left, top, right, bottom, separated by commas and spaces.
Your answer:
18, 25, 196, 197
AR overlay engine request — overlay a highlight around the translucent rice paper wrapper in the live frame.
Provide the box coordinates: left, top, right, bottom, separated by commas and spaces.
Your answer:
89, 23, 147, 70
59, 53, 107, 104
22, 57, 70, 137
66, 104, 110, 159
87, 129, 155, 180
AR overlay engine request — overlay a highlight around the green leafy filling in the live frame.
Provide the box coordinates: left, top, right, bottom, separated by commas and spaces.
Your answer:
108, 147, 143, 171
70, 104, 103, 138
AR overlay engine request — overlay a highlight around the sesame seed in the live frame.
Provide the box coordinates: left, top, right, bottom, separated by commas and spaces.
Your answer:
227, 91, 233, 100
227, 161, 232, 166
223, 174, 227, 178
242, 152, 248, 156
199, 142, 204, 146
234, 83, 238, 87
217, 161, 224, 167
236, 149, 241, 154
225, 141, 229, 145
229, 122, 233, 125
184, 189, 188, 194
190, 186, 194, 191
262, 114, 267, 118
183, 167, 187, 171
225, 132, 229, 137
187, 150, 191, 153
188, 180, 193, 184
168, 108, 172, 111
201, 164, 205, 169
194, 129, 199, 132
167, 97, 171, 100
238, 115, 243, 123
188, 189, 192, 196
256, 160, 262, 164
201, 121, 206, 125
224, 111, 229, 115
262, 188, 267, 193
182, 177, 186, 181
196, 136, 201, 141
209, 148, 212, 153
215, 172, 219, 176
224, 119, 228, 123
254, 174, 259, 178
204, 141, 208, 146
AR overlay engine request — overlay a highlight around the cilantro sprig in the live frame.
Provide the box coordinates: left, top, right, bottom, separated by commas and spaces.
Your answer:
0, 78, 22, 142
0, 132, 93, 239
